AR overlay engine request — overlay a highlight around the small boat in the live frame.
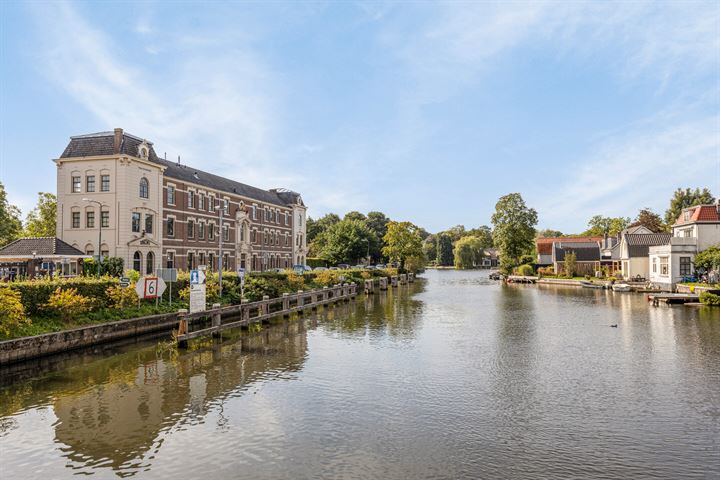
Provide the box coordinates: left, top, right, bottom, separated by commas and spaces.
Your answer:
611, 283, 632, 292
580, 280, 604, 289
488, 271, 502, 281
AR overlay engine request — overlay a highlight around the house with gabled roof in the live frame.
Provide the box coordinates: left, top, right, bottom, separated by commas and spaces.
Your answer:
552, 241, 602, 276
648, 203, 720, 289
536, 236, 602, 267
617, 226, 671, 280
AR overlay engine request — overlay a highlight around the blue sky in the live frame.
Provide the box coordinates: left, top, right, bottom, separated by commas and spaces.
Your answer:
1, 1, 718, 233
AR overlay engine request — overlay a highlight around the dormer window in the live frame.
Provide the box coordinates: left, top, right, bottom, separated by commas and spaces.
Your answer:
139, 177, 149, 199
138, 142, 149, 159
683, 211, 691, 221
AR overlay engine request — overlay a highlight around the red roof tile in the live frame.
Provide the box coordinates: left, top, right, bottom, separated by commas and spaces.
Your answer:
674, 205, 720, 225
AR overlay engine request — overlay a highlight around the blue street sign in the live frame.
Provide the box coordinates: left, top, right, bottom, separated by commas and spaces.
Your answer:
190, 270, 199, 285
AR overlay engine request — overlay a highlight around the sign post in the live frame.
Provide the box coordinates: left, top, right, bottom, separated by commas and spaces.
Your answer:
237, 267, 246, 301
157, 268, 178, 306
189, 269, 207, 313
135, 277, 167, 307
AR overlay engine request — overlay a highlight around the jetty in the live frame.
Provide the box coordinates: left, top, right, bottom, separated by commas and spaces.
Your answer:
647, 293, 700, 306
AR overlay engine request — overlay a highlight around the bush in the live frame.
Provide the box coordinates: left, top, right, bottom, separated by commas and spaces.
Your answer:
8, 277, 118, 316
106, 284, 139, 309
516, 264, 534, 276
537, 266, 554, 276
699, 291, 720, 306
45, 287, 93, 322
0, 288, 28, 337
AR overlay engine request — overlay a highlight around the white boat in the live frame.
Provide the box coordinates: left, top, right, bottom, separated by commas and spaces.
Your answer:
580, 280, 604, 289
612, 283, 632, 292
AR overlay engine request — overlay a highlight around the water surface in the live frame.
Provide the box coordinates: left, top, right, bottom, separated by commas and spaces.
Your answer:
1, 270, 718, 479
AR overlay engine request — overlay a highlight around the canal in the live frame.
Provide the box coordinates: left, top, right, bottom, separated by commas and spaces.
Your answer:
1, 270, 718, 479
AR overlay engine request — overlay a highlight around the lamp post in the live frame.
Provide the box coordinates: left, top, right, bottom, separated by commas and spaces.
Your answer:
83, 198, 104, 276
216, 199, 224, 299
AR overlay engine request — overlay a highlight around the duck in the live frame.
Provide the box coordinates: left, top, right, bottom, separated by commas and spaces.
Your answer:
610, 324, 618, 328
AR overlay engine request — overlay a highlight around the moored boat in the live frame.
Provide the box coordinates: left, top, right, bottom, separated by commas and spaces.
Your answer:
611, 283, 632, 292
580, 280, 604, 289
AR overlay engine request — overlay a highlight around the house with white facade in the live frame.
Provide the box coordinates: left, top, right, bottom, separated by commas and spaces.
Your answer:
648, 204, 720, 290
617, 225, 670, 280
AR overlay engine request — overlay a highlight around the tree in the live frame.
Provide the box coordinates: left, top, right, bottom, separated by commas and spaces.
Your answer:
453, 236, 484, 269
537, 229, 564, 238
665, 188, 715, 225
423, 235, 437, 262
344, 211, 367, 223
446, 225, 466, 242
317, 219, 376, 265
0, 182, 22, 246
24, 192, 56, 237
382, 221, 424, 272
436, 233, 454, 266
630, 208, 667, 233
564, 251, 577, 277
491, 193, 538, 273
693, 245, 720, 273
366, 211, 390, 261
307, 213, 340, 242
467, 225, 494, 248
583, 215, 630, 236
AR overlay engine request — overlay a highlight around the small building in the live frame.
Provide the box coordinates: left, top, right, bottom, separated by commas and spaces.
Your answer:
481, 248, 499, 269
536, 236, 602, 267
0, 237, 88, 280
552, 241, 601, 276
617, 226, 671, 281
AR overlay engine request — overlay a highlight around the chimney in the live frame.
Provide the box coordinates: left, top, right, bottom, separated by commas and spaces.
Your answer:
113, 128, 123, 154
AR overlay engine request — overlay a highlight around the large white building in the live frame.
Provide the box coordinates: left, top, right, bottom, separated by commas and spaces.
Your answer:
55, 128, 308, 273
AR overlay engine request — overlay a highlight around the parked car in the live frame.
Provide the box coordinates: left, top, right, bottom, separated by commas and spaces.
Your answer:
329, 266, 339, 270
337, 264, 350, 270
292, 264, 312, 272
375, 264, 386, 269
353, 264, 364, 269
268, 268, 285, 273
313, 267, 328, 272
364, 265, 376, 270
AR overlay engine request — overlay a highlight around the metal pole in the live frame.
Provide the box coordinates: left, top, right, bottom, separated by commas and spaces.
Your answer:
218, 200, 223, 299
98, 208, 102, 276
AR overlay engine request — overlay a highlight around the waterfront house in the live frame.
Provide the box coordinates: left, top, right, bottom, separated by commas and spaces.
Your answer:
0, 237, 88, 280
55, 128, 309, 274
481, 248, 499, 268
617, 226, 671, 280
648, 204, 720, 289
536, 236, 602, 267
552, 241, 602, 276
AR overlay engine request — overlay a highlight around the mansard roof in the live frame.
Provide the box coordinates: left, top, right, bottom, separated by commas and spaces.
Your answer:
58, 129, 300, 208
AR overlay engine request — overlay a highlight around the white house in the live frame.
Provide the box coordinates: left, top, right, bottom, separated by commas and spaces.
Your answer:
648, 204, 720, 290
617, 225, 670, 280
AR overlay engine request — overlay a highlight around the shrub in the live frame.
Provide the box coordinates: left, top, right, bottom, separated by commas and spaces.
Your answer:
8, 277, 118, 316
107, 284, 139, 309
45, 287, 93, 322
0, 288, 28, 337
125, 270, 141, 283
537, 266, 555, 276
699, 291, 720, 306
101, 257, 124, 277
285, 272, 306, 291
516, 264, 534, 276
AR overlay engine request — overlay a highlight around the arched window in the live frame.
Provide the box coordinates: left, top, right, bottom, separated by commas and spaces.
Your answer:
133, 251, 142, 272
146, 252, 154, 274
139, 177, 149, 199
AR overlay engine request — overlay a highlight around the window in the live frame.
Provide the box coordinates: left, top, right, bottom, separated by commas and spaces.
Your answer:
285, 212, 289, 226
188, 220, 195, 238
72, 176, 81, 193
167, 185, 175, 205
188, 252, 195, 270
146, 252, 155, 274
132, 213, 141, 232
285, 233, 289, 247
660, 256, 669, 276
86, 248, 94, 256
265, 208, 270, 221
252, 205, 257, 220
684, 211, 691, 221
167, 217, 175, 237
145, 214, 153, 234
86, 211, 95, 228
209, 222, 215, 241
223, 224, 229, 241
251, 229, 257, 243
133, 251, 142, 272
652, 257, 657, 273
72, 212, 80, 228
86, 175, 95, 192
224, 199, 229, 215
198, 222, 205, 239
209, 195, 215, 212
101, 250, 109, 258
188, 190, 194, 208
298, 214, 302, 227
101, 211, 109, 228
199, 193, 205, 210
208, 253, 215, 271
101, 175, 110, 192
223, 253, 229, 271
680, 257, 692, 276
166, 251, 175, 268
139, 178, 149, 199
199, 252, 205, 266
240, 223, 246, 242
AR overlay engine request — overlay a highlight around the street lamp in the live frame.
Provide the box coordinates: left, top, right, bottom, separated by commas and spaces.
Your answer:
83, 198, 104, 276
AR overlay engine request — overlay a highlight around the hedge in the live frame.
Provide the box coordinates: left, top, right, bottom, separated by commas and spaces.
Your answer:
8, 277, 119, 316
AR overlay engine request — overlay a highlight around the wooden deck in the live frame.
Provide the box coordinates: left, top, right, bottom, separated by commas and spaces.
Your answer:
647, 293, 700, 306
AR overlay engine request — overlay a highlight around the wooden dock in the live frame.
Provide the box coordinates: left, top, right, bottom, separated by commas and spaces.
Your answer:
647, 293, 699, 306
506, 275, 538, 284
176, 283, 358, 345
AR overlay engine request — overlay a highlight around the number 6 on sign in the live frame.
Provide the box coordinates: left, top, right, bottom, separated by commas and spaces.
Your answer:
136, 277, 167, 299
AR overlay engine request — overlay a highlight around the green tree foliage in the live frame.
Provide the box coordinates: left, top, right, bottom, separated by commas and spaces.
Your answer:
344, 211, 367, 222
491, 193, 538, 272
0, 181, 22, 246
423, 234, 437, 262
307, 213, 340, 243
563, 251, 577, 277
382, 221, 424, 272
467, 225, 494, 248
453, 236, 484, 269
0, 287, 28, 337
436, 233, 454, 266
24, 192, 56, 238
366, 211, 390, 261
445, 225, 466, 242
317, 219, 376, 265
630, 208, 667, 233
693, 245, 720, 272
583, 215, 630, 236
665, 188, 715, 225
537, 229, 564, 238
